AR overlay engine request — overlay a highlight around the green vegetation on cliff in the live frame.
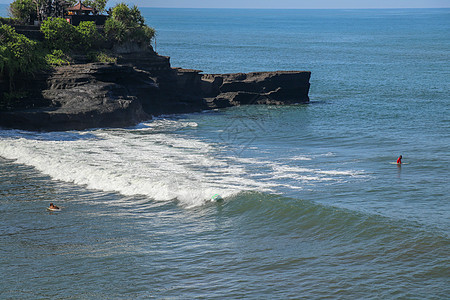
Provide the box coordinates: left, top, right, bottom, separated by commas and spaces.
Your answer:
40, 17, 80, 50
0, 24, 45, 86
0, 24, 45, 110
0, 18, 102, 84
76, 20, 102, 49
1, 1, 156, 110
105, 2, 155, 45
83, 0, 107, 14
40, 18, 102, 51
8, 0, 37, 24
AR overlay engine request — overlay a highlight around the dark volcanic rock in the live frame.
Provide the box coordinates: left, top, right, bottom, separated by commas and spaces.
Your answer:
0, 50, 311, 131
0, 63, 150, 131
201, 71, 311, 108
0, 97, 144, 131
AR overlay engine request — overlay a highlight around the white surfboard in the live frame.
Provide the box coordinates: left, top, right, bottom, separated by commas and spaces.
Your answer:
47, 207, 61, 212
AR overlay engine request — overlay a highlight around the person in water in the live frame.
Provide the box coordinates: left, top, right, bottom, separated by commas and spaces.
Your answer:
397, 155, 402, 164
49, 203, 59, 210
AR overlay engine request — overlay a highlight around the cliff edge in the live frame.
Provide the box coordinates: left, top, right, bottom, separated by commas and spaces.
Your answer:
0, 48, 311, 131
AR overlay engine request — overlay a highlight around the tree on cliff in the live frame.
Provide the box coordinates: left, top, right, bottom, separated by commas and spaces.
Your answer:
104, 3, 155, 46
8, 0, 77, 23
8, 0, 37, 24
40, 17, 102, 51
34, 0, 78, 21
40, 17, 78, 50
83, 0, 107, 14
0, 24, 45, 110
0, 24, 43, 86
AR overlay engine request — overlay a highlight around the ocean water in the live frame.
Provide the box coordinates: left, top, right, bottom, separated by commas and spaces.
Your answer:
1, 8, 449, 298
0, 4, 7, 17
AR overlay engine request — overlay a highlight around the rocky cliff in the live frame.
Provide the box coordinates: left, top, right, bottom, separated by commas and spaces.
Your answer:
201, 71, 311, 108
0, 48, 310, 131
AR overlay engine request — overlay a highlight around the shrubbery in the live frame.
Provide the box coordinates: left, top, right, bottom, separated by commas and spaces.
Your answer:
87, 51, 117, 63
40, 17, 79, 51
40, 18, 103, 51
45, 49, 71, 66
84, 0, 108, 14
0, 24, 45, 109
104, 17, 126, 43
0, 24, 44, 85
76, 21, 102, 49
8, 0, 36, 24
1, 18, 105, 79
105, 2, 155, 45
1, 2, 157, 109
0, 16, 17, 25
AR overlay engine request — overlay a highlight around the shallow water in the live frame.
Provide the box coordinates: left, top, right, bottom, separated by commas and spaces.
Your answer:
1, 8, 449, 298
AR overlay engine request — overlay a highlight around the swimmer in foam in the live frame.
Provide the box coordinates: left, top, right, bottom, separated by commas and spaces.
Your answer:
397, 155, 402, 164
49, 203, 60, 210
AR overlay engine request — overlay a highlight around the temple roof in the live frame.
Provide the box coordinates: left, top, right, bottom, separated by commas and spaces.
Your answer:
67, 1, 93, 11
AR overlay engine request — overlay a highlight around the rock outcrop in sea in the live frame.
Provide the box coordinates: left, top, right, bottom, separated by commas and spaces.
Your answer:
0, 47, 311, 131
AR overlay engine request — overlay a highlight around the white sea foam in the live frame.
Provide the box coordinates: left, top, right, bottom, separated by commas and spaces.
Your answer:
290, 155, 313, 161
0, 122, 270, 206
317, 170, 362, 176
0, 120, 365, 206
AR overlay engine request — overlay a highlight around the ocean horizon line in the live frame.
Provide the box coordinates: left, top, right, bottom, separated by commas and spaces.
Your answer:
0, 3, 449, 10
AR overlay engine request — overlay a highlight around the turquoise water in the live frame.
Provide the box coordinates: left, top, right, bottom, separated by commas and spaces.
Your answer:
1, 8, 449, 298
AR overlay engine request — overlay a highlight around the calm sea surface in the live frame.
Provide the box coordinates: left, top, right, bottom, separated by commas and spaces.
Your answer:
1, 8, 449, 298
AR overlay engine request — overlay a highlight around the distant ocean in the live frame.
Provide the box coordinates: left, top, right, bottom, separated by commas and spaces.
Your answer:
1, 8, 449, 298
0, 4, 7, 17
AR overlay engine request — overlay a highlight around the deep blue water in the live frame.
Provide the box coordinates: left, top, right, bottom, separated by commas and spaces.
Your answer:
1, 8, 449, 298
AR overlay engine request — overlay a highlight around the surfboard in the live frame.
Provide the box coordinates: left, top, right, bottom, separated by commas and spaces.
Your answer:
211, 194, 223, 202
47, 207, 61, 212
389, 162, 410, 165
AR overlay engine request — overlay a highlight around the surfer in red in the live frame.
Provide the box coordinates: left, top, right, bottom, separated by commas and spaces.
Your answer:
397, 155, 402, 164
49, 203, 59, 210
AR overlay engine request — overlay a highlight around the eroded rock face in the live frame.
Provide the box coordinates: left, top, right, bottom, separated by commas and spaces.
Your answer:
0, 97, 145, 131
0, 51, 311, 131
200, 71, 311, 108
0, 63, 151, 131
